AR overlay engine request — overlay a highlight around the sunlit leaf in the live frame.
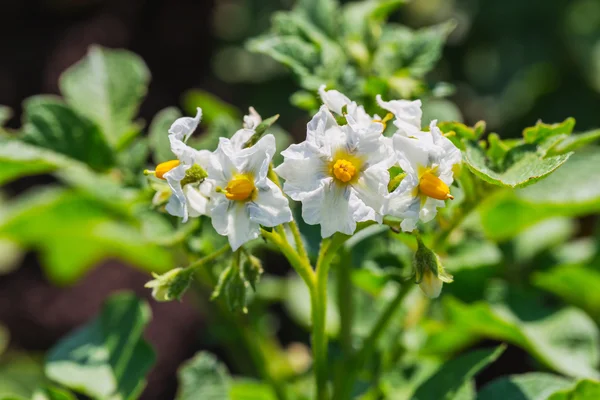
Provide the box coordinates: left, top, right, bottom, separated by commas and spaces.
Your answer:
60, 46, 150, 148
548, 379, 600, 400
32, 386, 77, 400
294, 0, 340, 38
546, 129, 600, 156
230, 379, 277, 400
176, 352, 231, 400
182, 90, 240, 125
463, 141, 571, 188
523, 118, 575, 144
46, 293, 154, 399
21, 96, 115, 171
342, 0, 406, 39
0, 187, 172, 285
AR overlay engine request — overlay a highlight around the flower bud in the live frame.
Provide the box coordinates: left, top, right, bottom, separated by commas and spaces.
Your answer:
413, 236, 453, 298
145, 268, 193, 302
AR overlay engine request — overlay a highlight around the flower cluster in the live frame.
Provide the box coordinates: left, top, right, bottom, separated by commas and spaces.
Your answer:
147, 87, 461, 295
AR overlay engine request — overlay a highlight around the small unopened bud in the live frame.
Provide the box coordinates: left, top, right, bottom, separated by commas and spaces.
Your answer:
145, 268, 193, 302
414, 236, 453, 298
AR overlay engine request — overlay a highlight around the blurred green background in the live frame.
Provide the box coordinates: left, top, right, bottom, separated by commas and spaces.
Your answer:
0, 0, 599, 399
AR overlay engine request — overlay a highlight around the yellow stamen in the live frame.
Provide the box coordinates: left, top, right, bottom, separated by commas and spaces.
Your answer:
225, 174, 255, 201
419, 171, 453, 200
373, 113, 394, 131
155, 160, 181, 180
332, 159, 357, 183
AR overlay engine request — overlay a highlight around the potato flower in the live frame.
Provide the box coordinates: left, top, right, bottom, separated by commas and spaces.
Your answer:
207, 134, 292, 250
275, 89, 394, 237
378, 97, 462, 231
146, 108, 212, 223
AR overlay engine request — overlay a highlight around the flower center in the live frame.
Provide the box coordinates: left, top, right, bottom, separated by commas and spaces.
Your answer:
332, 159, 357, 183
373, 112, 394, 131
419, 171, 453, 200
225, 174, 255, 201
155, 160, 180, 180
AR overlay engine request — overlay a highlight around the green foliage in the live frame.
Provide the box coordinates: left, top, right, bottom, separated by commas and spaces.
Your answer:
60, 46, 150, 148
479, 148, 600, 239
32, 387, 77, 400
549, 379, 600, 400
45, 293, 155, 399
148, 107, 182, 163
176, 352, 231, 400
427, 291, 600, 379
21, 96, 115, 171
412, 345, 505, 400
0, 353, 46, 400
183, 89, 240, 125
477, 373, 573, 400
0, 187, 172, 284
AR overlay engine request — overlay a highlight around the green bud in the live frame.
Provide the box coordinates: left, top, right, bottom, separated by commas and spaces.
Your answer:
145, 267, 193, 302
241, 255, 264, 291
413, 236, 453, 298
180, 164, 208, 187
211, 263, 250, 314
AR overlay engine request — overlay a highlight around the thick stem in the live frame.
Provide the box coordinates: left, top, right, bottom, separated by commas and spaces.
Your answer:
337, 249, 353, 353
288, 219, 311, 265
262, 229, 315, 289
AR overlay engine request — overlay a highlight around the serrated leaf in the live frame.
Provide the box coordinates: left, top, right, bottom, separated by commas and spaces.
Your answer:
548, 379, 600, 400
523, 118, 575, 144
45, 293, 155, 400
0, 187, 172, 285
294, 0, 340, 38
412, 346, 505, 400
477, 373, 572, 400
479, 149, 600, 239
546, 129, 600, 156
463, 141, 571, 188
176, 352, 231, 400
148, 107, 182, 163
60, 46, 150, 148
21, 96, 115, 171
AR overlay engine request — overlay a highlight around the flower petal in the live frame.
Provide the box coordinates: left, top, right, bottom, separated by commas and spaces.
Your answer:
169, 107, 202, 142
164, 164, 189, 221
185, 182, 212, 218
351, 165, 390, 221
210, 197, 260, 251
248, 180, 293, 226
230, 128, 255, 150
275, 142, 327, 201
234, 134, 276, 184
376, 95, 422, 136
243, 106, 262, 130
319, 85, 351, 115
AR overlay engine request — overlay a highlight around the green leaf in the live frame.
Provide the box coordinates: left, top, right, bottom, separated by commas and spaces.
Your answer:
534, 264, 600, 321
0, 187, 173, 285
479, 149, 600, 239
32, 386, 77, 400
60, 46, 150, 148
243, 115, 280, 147
0, 353, 45, 400
373, 22, 454, 78
230, 379, 277, 400
176, 352, 231, 400
523, 118, 575, 144
148, 107, 182, 163
463, 141, 571, 188
342, 0, 405, 40
45, 293, 155, 399
477, 373, 572, 400
294, 0, 340, 38
412, 346, 505, 400
546, 129, 600, 156
21, 96, 115, 171
0, 141, 58, 185
549, 379, 600, 400
431, 294, 600, 379
182, 90, 240, 125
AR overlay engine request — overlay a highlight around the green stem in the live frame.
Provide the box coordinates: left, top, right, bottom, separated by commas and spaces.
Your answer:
262, 228, 315, 289
337, 249, 353, 353
187, 244, 230, 270
288, 219, 311, 265
313, 234, 348, 400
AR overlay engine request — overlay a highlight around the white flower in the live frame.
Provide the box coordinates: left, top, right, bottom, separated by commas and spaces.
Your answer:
384, 118, 462, 232
319, 85, 384, 129
275, 99, 394, 238
207, 134, 292, 250
376, 95, 422, 137
243, 106, 262, 130
150, 108, 213, 223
